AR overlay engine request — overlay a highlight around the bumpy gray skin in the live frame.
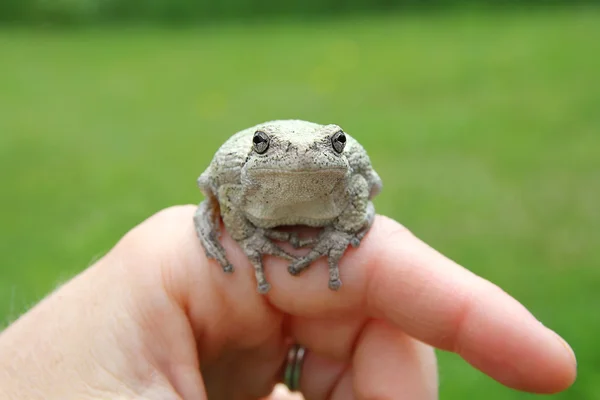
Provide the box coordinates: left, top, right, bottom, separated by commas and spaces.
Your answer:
194, 120, 382, 294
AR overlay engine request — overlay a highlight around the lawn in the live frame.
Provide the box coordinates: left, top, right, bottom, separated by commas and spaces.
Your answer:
0, 7, 598, 399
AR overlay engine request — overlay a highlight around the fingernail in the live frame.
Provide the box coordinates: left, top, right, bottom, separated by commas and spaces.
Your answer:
271, 383, 305, 400
552, 330, 577, 365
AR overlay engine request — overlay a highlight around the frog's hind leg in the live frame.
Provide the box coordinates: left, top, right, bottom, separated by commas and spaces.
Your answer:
194, 199, 234, 273
237, 229, 299, 294
218, 184, 297, 294
286, 226, 353, 290
350, 201, 375, 247
287, 175, 374, 291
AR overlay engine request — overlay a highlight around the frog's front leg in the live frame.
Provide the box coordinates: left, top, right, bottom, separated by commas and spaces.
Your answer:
287, 175, 375, 291
194, 198, 232, 273
219, 185, 296, 294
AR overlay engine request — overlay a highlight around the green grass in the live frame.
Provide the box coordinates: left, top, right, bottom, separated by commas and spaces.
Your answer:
1, 7, 599, 399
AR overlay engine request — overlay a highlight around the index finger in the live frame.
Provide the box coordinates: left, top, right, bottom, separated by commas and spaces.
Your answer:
263, 215, 577, 394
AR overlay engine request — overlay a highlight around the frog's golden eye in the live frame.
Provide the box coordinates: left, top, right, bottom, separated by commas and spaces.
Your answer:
331, 131, 346, 154
253, 131, 270, 154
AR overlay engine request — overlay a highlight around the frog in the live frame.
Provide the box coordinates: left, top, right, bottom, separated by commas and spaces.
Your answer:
193, 119, 382, 294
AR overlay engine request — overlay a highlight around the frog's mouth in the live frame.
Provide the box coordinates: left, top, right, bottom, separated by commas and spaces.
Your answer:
242, 168, 350, 228
247, 166, 348, 174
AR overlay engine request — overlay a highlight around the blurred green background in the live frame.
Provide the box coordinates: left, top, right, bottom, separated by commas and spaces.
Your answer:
1, 1, 599, 399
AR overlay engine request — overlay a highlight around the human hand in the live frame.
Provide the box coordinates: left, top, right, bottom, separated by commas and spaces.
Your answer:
0, 206, 576, 399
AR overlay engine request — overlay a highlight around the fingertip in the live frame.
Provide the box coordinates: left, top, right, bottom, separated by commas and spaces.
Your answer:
551, 330, 577, 367
490, 326, 577, 394
545, 329, 577, 392
455, 289, 578, 394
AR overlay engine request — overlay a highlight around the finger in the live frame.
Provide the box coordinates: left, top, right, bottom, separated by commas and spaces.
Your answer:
330, 368, 355, 400
291, 319, 437, 399
138, 206, 284, 351
299, 351, 347, 400
257, 214, 576, 393
115, 206, 287, 399
164, 206, 576, 393
290, 315, 366, 361
353, 319, 438, 400
363, 217, 577, 393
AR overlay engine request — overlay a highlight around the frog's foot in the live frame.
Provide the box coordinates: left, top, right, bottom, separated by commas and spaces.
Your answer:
240, 229, 297, 294
287, 228, 356, 291
194, 201, 233, 273
264, 229, 319, 249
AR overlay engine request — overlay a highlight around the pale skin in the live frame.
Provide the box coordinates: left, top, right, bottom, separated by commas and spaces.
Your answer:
0, 206, 576, 399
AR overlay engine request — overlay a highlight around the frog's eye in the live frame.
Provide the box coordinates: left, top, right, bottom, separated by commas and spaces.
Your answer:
331, 131, 346, 154
252, 131, 270, 154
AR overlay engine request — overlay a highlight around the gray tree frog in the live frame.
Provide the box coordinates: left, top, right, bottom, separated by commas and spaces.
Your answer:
194, 120, 382, 294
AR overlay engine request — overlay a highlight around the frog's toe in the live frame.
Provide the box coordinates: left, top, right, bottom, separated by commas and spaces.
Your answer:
288, 255, 317, 276
257, 281, 271, 294
256, 233, 296, 261
328, 278, 342, 291
288, 263, 302, 276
